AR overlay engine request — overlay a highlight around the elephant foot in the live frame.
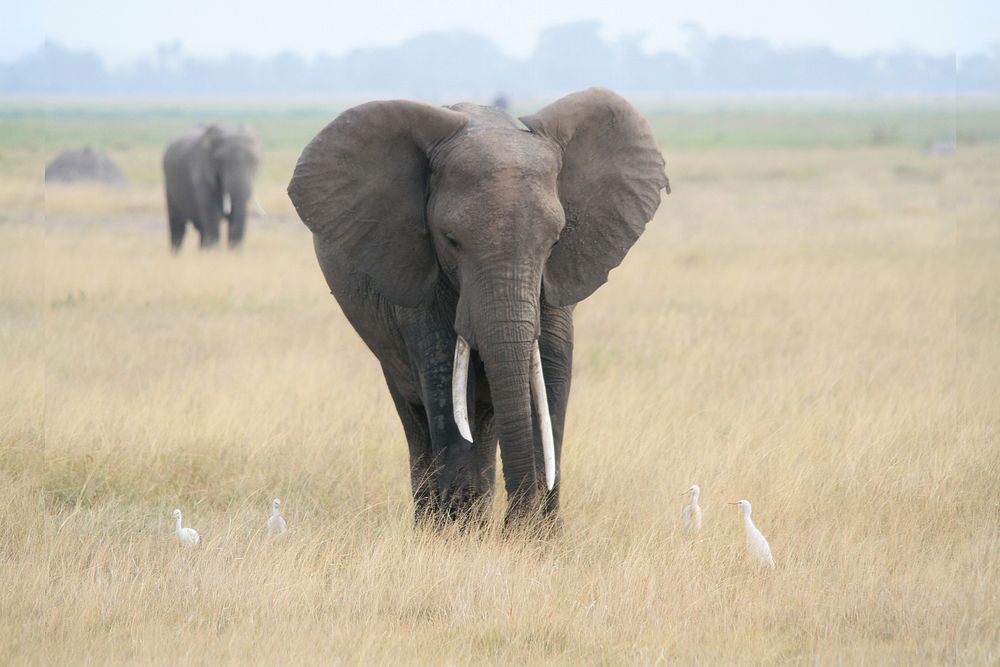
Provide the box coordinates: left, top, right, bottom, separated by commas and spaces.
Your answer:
441, 486, 493, 527
501, 510, 563, 540
412, 486, 491, 530
501, 486, 561, 537
412, 484, 443, 527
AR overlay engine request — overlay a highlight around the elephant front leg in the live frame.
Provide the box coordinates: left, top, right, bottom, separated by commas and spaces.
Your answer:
386, 382, 439, 523
472, 396, 497, 510
533, 304, 574, 519
193, 189, 223, 249
226, 201, 247, 249
419, 354, 482, 522
198, 217, 221, 249
167, 200, 187, 252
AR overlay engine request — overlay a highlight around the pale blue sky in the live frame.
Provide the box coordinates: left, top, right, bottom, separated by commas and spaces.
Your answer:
2, 0, 997, 64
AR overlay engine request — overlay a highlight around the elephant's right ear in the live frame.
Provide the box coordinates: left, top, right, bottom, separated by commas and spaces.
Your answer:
288, 101, 468, 306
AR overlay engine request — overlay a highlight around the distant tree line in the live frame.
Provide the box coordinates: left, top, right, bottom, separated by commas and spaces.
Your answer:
1, 22, 996, 96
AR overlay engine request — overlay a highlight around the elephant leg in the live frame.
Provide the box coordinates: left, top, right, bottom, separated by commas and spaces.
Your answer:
385, 379, 438, 523
416, 350, 480, 522
193, 189, 222, 249
470, 352, 498, 509
532, 304, 574, 519
227, 215, 245, 249
198, 216, 221, 249
396, 302, 483, 522
472, 396, 497, 517
167, 201, 186, 252
226, 196, 247, 249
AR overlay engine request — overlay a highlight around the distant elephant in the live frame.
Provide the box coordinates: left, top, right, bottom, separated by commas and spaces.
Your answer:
45, 146, 127, 185
163, 124, 259, 250
288, 88, 669, 524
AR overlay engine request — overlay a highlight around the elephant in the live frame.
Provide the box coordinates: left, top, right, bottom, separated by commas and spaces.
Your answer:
162, 124, 260, 251
288, 88, 669, 525
45, 146, 127, 185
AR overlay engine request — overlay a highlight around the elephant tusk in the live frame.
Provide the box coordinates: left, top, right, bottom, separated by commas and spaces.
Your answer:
222, 192, 232, 216
530, 341, 556, 491
452, 335, 473, 443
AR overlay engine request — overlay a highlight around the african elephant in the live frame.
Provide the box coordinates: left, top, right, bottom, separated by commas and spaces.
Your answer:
163, 124, 259, 251
288, 88, 669, 524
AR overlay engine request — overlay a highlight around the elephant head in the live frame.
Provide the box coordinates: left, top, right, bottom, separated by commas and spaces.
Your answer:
288, 88, 668, 516
203, 124, 259, 247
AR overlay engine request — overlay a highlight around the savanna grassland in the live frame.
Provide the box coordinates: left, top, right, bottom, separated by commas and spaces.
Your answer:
1, 98, 998, 664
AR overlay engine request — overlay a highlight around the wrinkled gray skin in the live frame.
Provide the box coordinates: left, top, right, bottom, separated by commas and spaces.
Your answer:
163, 125, 259, 251
288, 88, 669, 525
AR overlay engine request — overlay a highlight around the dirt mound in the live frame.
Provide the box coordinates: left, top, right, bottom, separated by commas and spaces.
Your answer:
45, 147, 127, 185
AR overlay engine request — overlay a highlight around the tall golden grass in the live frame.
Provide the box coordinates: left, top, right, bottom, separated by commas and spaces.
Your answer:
1, 144, 997, 664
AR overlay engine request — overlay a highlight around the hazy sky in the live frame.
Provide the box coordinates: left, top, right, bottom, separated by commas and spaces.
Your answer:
3, 0, 997, 64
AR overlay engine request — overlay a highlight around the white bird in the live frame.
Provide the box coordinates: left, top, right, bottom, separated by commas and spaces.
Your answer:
266, 498, 287, 538
172, 508, 200, 547
729, 500, 774, 569
681, 485, 703, 531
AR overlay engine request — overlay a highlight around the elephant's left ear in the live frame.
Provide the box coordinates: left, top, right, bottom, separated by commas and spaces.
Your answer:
520, 88, 669, 307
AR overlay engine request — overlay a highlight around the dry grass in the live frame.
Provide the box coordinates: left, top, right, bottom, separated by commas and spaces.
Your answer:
1, 135, 998, 664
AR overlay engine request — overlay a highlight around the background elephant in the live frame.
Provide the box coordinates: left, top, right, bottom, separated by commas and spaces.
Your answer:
163, 124, 259, 250
45, 146, 127, 185
288, 88, 669, 524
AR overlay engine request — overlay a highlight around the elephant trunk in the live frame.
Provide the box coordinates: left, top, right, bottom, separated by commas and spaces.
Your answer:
453, 334, 555, 491
223, 174, 252, 248
454, 270, 554, 518
480, 329, 537, 514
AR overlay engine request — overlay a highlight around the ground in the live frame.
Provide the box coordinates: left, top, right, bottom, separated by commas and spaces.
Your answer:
1, 98, 998, 664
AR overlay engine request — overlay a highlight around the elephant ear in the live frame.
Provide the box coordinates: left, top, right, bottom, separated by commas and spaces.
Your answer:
520, 88, 669, 307
288, 101, 468, 306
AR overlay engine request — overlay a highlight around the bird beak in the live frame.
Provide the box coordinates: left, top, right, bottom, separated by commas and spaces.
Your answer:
727, 501, 739, 505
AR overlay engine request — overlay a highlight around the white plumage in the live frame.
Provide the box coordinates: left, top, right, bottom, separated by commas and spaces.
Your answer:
729, 500, 774, 569
266, 498, 287, 538
172, 508, 200, 547
681, 485, 703, 531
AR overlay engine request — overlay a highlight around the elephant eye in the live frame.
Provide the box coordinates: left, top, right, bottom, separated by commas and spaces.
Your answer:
445, 233, 459, 249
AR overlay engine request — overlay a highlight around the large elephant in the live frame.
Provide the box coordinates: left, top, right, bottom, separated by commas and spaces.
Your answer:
288, 88, 669, 524
163, 124, 260, 251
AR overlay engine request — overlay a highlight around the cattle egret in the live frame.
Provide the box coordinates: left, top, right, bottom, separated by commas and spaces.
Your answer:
267, 498, 287, 538
729, 500, 774, 569
172, 508, 200, 547
681, 485, 702, 531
